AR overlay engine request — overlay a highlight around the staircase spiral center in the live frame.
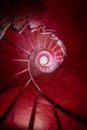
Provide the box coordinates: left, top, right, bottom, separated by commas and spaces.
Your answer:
40, 56, 48, 65
34, 49, 58, 73
35, 50, 51, 67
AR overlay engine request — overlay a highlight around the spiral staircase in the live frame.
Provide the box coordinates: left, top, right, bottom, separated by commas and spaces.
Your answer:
0, 0, 87, 130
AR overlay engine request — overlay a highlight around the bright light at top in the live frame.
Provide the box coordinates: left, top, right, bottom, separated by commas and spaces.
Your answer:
40, 56, 48, 65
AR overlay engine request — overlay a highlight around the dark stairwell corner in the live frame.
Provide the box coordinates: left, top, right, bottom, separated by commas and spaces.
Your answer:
0, 0, 87, 130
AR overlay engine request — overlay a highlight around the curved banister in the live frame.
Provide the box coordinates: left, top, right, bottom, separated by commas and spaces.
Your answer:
31, 80, 87, 126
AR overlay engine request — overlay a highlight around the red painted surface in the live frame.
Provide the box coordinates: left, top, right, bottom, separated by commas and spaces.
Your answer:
0, 0, 87, 130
